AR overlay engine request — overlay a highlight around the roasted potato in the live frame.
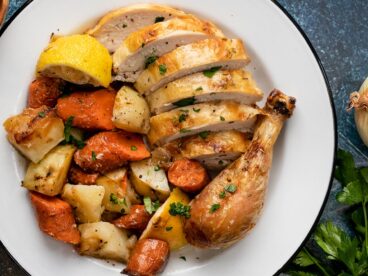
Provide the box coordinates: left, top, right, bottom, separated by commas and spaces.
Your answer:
3, 106, 65, 163
130, 158, 170, 202
62, 184, 105, 223
96, 176, 131, 214
140, 188, 189, 250
112, 86, 150, 134
104, 168, 141, 204
78, 222, 136, 262
22, 145, 75, 196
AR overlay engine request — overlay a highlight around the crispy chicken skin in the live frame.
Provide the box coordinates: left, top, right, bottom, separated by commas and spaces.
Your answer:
184, 90, 296, 248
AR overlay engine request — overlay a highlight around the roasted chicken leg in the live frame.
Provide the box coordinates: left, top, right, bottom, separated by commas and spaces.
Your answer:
184, 90, 296, 248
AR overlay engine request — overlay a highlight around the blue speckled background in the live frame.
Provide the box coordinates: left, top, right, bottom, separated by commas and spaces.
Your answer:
1, 0, 367, 275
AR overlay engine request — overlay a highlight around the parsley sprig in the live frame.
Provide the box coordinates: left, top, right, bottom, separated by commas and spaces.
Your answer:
285, 149, 368, 276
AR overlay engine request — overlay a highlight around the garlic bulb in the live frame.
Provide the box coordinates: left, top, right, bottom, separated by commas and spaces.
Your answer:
349, 77, 368, 146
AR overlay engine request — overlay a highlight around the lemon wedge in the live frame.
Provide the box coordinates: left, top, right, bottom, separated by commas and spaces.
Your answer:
36, 34, 112, 87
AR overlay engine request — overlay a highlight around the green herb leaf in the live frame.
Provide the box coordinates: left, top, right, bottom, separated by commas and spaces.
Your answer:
293, 250, 315, 267
225, 184, 237, 193
169, 202, 191, 218
109, 193, 126, 205
155, 16, 165, 23
172, 97, 196, 107
209, 203, 220, 213
335, 149, 359, 186
220, 116, 225, 121
178, 113, 188, 123
203, 66, 221, 78
195, 87, 203, 91
351, 208, 366, 235
159, 64, 167, 75
287, 271, 317, 276
154, 165, 161, 172
198, 131, 210, 139
38, 111, 46, 118
145, 55, 158, 68
131, 145, 137, 151
64, 116, 74, 143
219, 191, 226, 199
144, 197, 160, 215
193, 107, 201, 112
180, 128, 191, 133
165, 226, 173, 231
91, 151, 97, 161
337, 180, 365, 205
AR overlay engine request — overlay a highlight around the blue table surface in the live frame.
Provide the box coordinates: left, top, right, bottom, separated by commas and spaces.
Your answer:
1, 0, 367, 275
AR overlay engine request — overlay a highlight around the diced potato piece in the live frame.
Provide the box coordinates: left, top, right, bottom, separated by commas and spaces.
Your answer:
62, 184, 105, 223
130, 158, 170, 201
140, 188, 189, 250
23, 145, 75, 196
78, 222, 136, 262
112, 86, 150, 134
104, 168, 141, 204
96, 176, 131, 214
3, 106, 65, 163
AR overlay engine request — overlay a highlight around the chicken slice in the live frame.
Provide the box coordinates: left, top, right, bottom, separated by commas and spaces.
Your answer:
147, 69, 263, 114
87, 4, 187, 53
113, 17, 223, 82
134, 38, 250, 95
184, 90, 296, 249
148, 101, 261, 146
164, 131, 251, 170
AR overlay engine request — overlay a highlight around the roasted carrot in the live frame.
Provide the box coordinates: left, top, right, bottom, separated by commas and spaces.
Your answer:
113, 205, 151, 231
74, 131, 150, 173
56, 89, 116, 130
68, 165, 99, 185
29, 192, 80, 244
123, 239, 169, 276
28, 77, 63, 108
168, 158, 209, 193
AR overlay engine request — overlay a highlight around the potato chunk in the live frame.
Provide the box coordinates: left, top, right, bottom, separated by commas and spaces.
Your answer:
3, 106, 65, 163
140, 188, 189, 250
112, 86, 150, 134
96, 176, 131, 214
23, 145, 76, 196
78, 222, 136, 262
62, 184, 105, 223
130, 158, 170, 201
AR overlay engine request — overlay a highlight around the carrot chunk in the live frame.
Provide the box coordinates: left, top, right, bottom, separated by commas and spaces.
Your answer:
28, 77, 63, 108
56, 89, 116, 130
113, 205, 151, 231
29, 192, 80, 244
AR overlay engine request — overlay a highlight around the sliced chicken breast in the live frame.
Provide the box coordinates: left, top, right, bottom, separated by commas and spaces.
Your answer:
147, 69, 263, 114
134, 38, 250, 95
113, 17, 223, 82
164, 131, 251, 170
148, 101, 262, 146
87, 4, 187, 53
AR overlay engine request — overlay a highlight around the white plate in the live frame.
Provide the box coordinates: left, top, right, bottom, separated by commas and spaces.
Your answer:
0, 0, 335, 275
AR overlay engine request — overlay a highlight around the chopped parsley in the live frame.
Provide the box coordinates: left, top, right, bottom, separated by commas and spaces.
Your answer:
155, 16, 165, 23
169, 202, 191, 218
179, 256, 187, 261
193, 107, 201, 112
203, 66, 222, 78
209, 203, 220, 213
195, 87, 203, 91
219, 191, 226, 199
165, 226, 173, 231
220, 116, 225, 121
63, 116, 85, 149
154, 165, 161, 171
159, 64, 167, 75
38, 111, 46, 118
178, 113, 188, 123
172, 97, 196, 107
225, 184, 237, 193
143, 197, 160, 215
145, 55, 158, 68
131, 145, 137, 151
109, 193, 126, 206
198, 131, 210, 139
91, 151, 97, 161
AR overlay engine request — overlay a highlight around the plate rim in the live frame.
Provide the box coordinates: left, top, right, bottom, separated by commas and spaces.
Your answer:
0, 1, 337, 275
